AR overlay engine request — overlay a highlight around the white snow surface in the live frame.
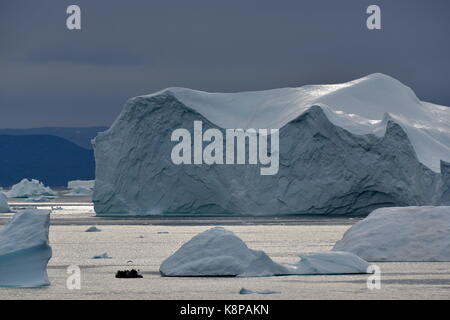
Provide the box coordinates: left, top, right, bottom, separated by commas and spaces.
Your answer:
6, 179, 56, 198
0, 210, 52, 287
333, 206, 450, 261
160, 227, 369, 277
144, 73, 450, 173
0, 192, 10, 213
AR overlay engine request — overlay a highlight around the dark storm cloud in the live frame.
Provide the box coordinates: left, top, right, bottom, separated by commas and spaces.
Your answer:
1, 0, 449, 128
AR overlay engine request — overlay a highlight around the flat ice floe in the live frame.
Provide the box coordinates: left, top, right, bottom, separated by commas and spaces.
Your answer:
160, 227, 369, 277
0, 192, 11, 213
0, 210, 52, 287
6, 179, 56, 199
333, 206, 450, 261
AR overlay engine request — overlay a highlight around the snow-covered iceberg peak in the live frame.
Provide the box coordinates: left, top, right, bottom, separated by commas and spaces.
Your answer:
143, 73, 450, 173
0, 192, 11, 213
0, 210, 52, 287
6, 179, 56, 198
333, 206, 450, 261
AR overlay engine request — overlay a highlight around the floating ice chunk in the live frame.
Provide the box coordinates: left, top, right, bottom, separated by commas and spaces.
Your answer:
85, 226, 101, 232
25, 196, 53, 203
66, 186, 93, 196
67, 180, 95, 190
0, 210, 52, 287
0, 192, 11, 213
6, 179, 56, 199
160, 227, 369, 277
239, 288, 280, 295
286, 251, 369, 275
92, 252, 112, 259
333, 206, 450, 261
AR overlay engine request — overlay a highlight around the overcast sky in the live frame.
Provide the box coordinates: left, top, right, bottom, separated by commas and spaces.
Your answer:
1, 0, 449, 128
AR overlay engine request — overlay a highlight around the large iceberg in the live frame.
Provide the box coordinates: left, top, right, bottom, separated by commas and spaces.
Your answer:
160, 227, 369, 277
0, 192, 11, 213
0, 210, 52, 287
93, 73, 449, 216
333, 206, 450, 261
6, 179, 56, 199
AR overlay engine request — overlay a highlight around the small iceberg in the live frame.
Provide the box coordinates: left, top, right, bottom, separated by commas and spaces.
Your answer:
160, 227, 369, 277
0, 210, 52, 287
333, 206, 450, 261
85, 226, 101, 232
65, 186, 93, 197
285, 252, 370, 275
92, 252, 112, 259
6, 179, 56, 199
0, 192, 11, 213
67, 180, 95, 190
239, 288, 280, 295
25, 196, 53, 203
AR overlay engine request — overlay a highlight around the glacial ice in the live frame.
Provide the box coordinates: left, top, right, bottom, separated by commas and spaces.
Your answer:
333, 206, 450, 261
66, 185, 93, 196
160, 227, 369, 277
6, 179, 56, 199
67, 180, 95, 190
66, 179, 94, 196
0, 192, 11, 213
94, 73, 447, 216
0, 210, 52, 287
439, 161, 450, 205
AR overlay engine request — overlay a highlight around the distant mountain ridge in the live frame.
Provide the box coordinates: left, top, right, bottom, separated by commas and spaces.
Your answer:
0, 134, 95, 187
0, 127, 107, 150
